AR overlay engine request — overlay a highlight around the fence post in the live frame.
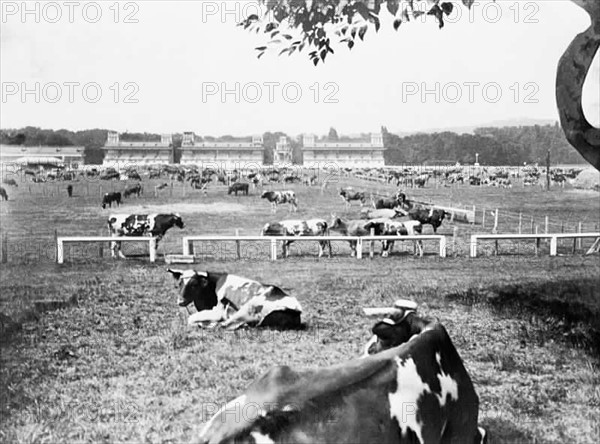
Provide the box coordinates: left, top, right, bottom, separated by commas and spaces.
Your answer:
235, 229, 241, 260
530, 217, 534, 234
482, 208, 486, 228
1, 233, 7, 264
439, 235, 447, 258
270, 239, 277, 261
550, 236, 558, 256
356, 238, 363, 259
369, 228, 375, 259
56, 231, 63, 264
492, 209, 499, 234
535, 226, 540, 255
518, 213, 522, 234
149, 238, 157, 263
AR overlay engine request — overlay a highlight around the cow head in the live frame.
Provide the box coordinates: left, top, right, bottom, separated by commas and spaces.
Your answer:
166, 268, 217, 311
363, 300, 432, 355
168, 213, 185, 229
260, 191, 269, 199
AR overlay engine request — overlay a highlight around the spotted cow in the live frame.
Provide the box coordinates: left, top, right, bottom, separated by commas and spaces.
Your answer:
196, 299, 486, 444
408, 209, 447, 234
166, 269, 302, 330
339, 187, 367, 209
364, 219, 423, 257
261, 191, 298, 213
261, 219, 331, 258
107, 213, 184, 258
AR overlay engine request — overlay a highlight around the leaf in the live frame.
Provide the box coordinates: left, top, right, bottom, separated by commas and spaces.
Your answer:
282, 34, 293, 40
462, 0, 475, 7
358, 26, 367, 41
271, 30, 280, 38
393, 19, 402, 30
387, 0, 400, 16
327, 46, 334, 54
255, 46, 267, 51
372, 16, 380, 32
313, 57, 319, 66
257, 52, 266, 60
427, 4, 444, 28
279, 48, 290, 56
348, 40, 355, 49
265, 22, 278, 33
441, 2, 454, 15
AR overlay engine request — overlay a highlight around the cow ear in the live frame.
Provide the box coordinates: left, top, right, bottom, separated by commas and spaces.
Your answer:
166, 268, 183, 280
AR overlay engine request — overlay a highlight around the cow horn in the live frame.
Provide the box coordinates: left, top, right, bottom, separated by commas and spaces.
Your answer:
362, 307, 403, 317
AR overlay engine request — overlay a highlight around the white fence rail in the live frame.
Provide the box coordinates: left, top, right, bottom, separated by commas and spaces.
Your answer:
182, 235, 447, 261
469, 233, 600, 257
57, 236, 157, 264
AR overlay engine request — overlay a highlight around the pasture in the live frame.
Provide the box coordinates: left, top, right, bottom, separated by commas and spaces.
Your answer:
1, 175, 599, 443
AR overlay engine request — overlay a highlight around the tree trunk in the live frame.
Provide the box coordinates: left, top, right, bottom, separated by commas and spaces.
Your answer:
556, 0, 600, 171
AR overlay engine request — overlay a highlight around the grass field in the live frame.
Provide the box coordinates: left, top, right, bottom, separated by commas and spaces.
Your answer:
1, 176, 599, 443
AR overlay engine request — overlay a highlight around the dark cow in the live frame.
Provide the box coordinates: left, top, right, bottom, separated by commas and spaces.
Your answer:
408, 208, 447, 233
123, 183, 143, 198
107, 213, 184, 258
261, 191, 298, 213
197, 299, 486, 444
339, 187, 367, 209
374, 192, 406, 209
67, 185, 73, 197
0, 187, 8, 201
228, 182, 249, 196
283, 175, 301, 184
2, 178, 18, 187
261, 219, 331, 258
364, 219, 423, 257
166, 269, 302, 330
127, 170, 142, 181
101, 192, 122, 209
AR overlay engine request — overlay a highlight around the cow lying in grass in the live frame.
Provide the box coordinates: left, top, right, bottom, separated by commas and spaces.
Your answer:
261, 219, 331, 258
197, 300, 486, 444
167, 269, 302, 330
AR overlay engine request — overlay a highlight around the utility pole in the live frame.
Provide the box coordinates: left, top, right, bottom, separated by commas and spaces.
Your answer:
546, 149, 551, 191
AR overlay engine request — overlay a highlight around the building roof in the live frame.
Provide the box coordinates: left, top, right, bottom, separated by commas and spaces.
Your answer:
13, 156, 65, 165
103, 142, 171, 149
0, 145, 85, 157
182, 143, 263, 151
304, 144, 385, 151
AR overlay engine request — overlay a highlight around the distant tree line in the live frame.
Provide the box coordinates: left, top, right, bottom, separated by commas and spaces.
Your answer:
1, 123, 586, 166
382, 123, 586, 165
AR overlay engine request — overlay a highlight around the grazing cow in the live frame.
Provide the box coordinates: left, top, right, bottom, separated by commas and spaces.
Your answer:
261, 191, 298, 213
123, 183, 143, 198
303, 175, 318, 186
364, 219, 423, 257
127, 171, 142, 181
261, 219, 331, 258
2, 178, 18, 187
469, 176, 482, 186
107, 213, 184, 259
339, 187, 367, 208
283, 175, 301, 184
329, 215, 376, 257
101, 192, 122, 209
166, 269, 302, 330
66, 185, 73, 197
228, 182, 249, 196
0, 187, 8, 201
408, 208, 447, 233
197, 300, 486, 444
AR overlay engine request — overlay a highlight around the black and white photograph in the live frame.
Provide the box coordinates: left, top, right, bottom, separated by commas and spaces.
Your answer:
1, 1, 599, 442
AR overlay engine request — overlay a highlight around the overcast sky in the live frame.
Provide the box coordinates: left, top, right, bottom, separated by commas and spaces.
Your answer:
1, 0, 598, 136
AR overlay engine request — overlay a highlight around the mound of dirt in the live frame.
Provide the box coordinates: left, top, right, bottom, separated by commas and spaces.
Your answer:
573, 168, 600, 191
107, 202, 255, 214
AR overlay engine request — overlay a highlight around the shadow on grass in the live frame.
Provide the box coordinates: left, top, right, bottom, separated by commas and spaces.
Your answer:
446, 277, 600, 355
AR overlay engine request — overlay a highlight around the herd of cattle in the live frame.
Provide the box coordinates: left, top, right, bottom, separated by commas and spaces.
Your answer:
104, 186, 446, 260
165, 267, 487, 443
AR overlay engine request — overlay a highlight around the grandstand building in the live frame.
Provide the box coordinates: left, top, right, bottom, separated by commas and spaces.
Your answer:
0, 145, 85, 168
179, 132, 264, 168
102, 132, 174, 167
302, 132, 385, 168
274, 136, 293, 165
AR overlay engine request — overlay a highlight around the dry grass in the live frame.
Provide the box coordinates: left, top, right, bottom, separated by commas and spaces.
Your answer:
1, 178, 599, 443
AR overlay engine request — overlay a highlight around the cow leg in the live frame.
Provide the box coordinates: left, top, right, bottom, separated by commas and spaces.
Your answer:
188, 305, 227, 326
110, 239, 117, 258
350, 241, 356, 257
117, 241, 126, 259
